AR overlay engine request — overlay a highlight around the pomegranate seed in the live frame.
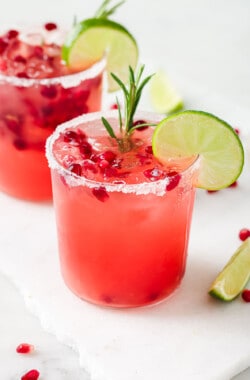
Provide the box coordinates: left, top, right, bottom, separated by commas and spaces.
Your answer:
133, 119, 149, 131
239, 228, 250, 241
21, 369, 40, 380
96, 150, 116, 163
110, 103, 118, 110
14, 55, 27, 64
166, 173, 181, 191
207, 189, 219, 194
145, 145, 153, 154
4, 114, 22, 133
136, 153, 152, 165
63, 130, 79, 143
17, 72, 30, 78
6, 29, 19, 39
92, 186, 109, 202
33, 46, 44, 59
82, 160, 98, 173
79, 141, 92, 157
98, 159, 110, 169
67, 163, 82, 176
40, 85, 57, 99
144, 167, 166, 181
103, 166, 118, 178
242, 289, 250, 302
16, 343, 34, 354
229, 181, 238, 188
13, 139, 27, 150
44, 22, 57, 31
0, 38, 8, 54
234, 128, 240, 135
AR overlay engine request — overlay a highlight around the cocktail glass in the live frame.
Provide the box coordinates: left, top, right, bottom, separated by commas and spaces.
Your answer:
0, 26, 105, 201
46, 110, 199, 308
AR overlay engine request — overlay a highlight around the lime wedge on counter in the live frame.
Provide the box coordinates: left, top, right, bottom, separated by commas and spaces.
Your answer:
149, 70, 183, 114
209, 238, 250, 301
152, 110, 244, 190
62, 18, 138, 92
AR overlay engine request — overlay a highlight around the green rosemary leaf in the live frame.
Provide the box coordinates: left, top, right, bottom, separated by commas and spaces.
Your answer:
128, 123, 156, 134
116, 97, 123, 134
101, 117, 117, 139
110, 72, 129, 97
94, 0, 125, 19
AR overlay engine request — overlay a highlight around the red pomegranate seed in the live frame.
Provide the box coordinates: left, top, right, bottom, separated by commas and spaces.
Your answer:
234, 128, 240, 135
14, 55, 27, 64
133, 119, 149, 131
21, 369, 40, 380
98, 159, 110, 169
33, 46, 44, 58
103, 166, 118, 177
242, 289, 250, 302
145, 145, 153, 154
79, 141, 92, 157
13, 139, 27, 150
166, 173, 181, 191
4, 114, 22, 133
239, 228, 250, 242
110, 103, 118, 110
144, 167, 166, 181
67, 163, 82, 176
92, 186, 109, 202
136, 153, 152, 165
40, 85, 57, 99
6, 29, 19, 39
0, 38, 8, 54
16, 343, 34, 354
96, 150, 116, 163
229, 181, 238, 188
44, 22, 57, 31
17, 72, 30, 78
63, 130, 79, 143
207, 189, 219, 194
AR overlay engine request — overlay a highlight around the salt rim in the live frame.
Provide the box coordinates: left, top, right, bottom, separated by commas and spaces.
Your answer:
46, 110, 200, 196
0, 57, 106, 89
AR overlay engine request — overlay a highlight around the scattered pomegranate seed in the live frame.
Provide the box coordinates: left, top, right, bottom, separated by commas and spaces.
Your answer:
95, 150, 116, 163
44, 22, 57, 31
4, 114, 22, 133
239, 228, 250, 241
234, 128, 240, 135
229, 181, 238, 188
40, 85, 58, 99
110, 103, 118, 110
63, 130, 80, 143
6, 29, 19, 39
133, 119, 149, 131
16, 343, 34, 354
98, 159, 110, 169
79, 141, 92, 157
21, 369, 40, 380
33, 46, 44, 59
166, 173, 181, 191
242, 289, 250, 302
67, 163, 82, 176
92, 186, 109, 202
207, 189, 219, 194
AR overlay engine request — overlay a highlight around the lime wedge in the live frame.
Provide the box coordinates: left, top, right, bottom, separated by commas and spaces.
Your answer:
62, 18, 138, 92
152, 110, 244, 190
149, 70, 183, 114
209, 238, 250, 301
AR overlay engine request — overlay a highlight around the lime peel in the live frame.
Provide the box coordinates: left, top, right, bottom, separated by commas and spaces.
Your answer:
209, 238, 250, 301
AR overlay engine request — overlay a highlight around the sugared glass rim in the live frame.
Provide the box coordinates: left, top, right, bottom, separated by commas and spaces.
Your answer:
0, 57, 106, 89
46, 110, 200, 196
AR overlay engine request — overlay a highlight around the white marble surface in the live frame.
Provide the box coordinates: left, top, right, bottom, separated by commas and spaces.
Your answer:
1, 0, 250, 379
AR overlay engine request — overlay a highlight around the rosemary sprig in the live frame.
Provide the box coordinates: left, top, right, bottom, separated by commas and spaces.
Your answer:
94, 0, 125, 19
102, 65, 155, 152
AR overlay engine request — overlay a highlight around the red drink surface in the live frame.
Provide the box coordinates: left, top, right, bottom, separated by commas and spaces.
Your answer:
0, 25, 104, 200
48, 111, 198, 307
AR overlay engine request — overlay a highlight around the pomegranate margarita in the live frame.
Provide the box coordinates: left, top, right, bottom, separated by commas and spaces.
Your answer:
46, 110, 199, 308
0, 24, 104, 200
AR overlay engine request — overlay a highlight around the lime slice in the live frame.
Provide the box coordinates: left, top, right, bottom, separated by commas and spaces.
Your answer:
62, 18, 138, 92
149, 70, 183, 114
152, 110, 244, 190
209, 238, 250, 301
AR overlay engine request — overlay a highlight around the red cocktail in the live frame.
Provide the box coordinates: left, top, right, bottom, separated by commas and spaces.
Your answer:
46, 110, 199, 308
0, 24, 104, 200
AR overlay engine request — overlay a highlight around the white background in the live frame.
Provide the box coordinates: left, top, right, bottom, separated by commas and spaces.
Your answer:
0, 1, 250, 379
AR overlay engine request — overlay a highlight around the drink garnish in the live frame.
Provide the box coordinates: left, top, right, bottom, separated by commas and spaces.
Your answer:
101, 64, 155, 151
209, 238, 250, 301
152, 110, 244, 190
62, 0, 138, 91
